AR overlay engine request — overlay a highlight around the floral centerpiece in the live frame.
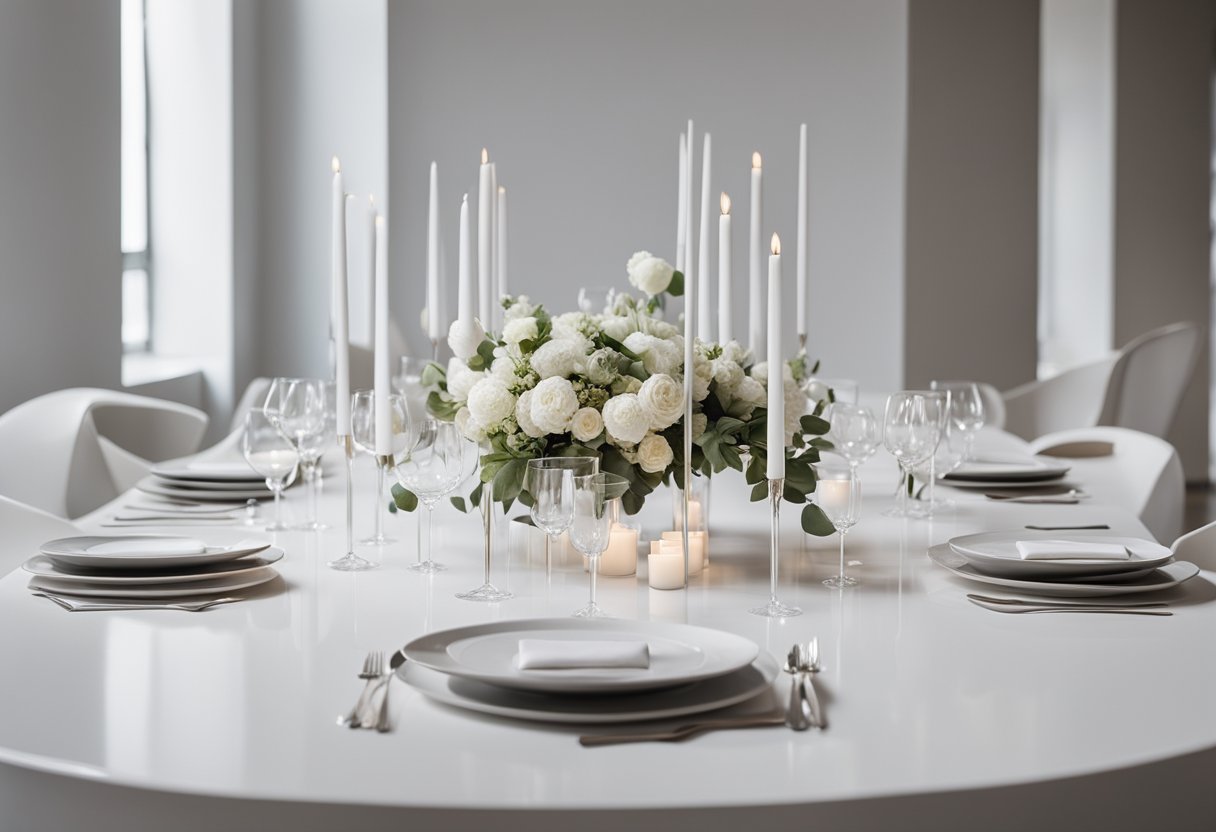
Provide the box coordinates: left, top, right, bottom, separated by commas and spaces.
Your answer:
396, 252, 835, 536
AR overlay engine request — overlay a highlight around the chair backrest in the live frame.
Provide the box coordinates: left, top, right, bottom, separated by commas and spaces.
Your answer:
1098, 322, 1200, 439
1002, 355, 1118, 440
1171, 520, 1216, 571
975, 383, 1006, 431
0, 388, 208, 518
0, 495, 78, 573
1027, 426, 1185, 543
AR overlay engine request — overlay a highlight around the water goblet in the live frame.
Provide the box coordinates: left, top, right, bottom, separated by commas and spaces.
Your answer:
569, 472, 630, 618
524, 456, 600, 573
264, 377, 327, 531
882, 391, 946, 518
818, 466, 861, 588
395, 419, 472, 573
241, 408, 299, 532
351, 389, 416, 546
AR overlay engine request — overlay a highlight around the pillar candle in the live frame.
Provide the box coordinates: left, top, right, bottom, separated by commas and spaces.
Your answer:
330, 158, 351, 437
660, 531, 705, 574
818, 478, 852, 515
477, 149, 493, 327
676, 132, 687, 273
718, 193, 732, 344
766, 233, 784, 480
796, 123, 808, 343
426, 161, 441, 342
496, 185, 508, 306
374, 214, 391, 455
697, 133, 713, 344
598, 523, 638, 577
648, 552, 686, 591
457, 195, 472, 321
748, 152, 764, 358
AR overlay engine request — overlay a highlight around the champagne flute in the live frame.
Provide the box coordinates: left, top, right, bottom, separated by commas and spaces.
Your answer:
264, 377, 327, 530
395, 419, 471, 574
351, 389, 415, 546
241, 408, 299, 531
569, 472, 630, 618
882, 391, 946, 518
524, 457, 599, 574
818, 466, 861, 587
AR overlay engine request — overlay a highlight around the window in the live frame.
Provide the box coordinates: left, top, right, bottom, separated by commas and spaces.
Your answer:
121, 0, 150, 351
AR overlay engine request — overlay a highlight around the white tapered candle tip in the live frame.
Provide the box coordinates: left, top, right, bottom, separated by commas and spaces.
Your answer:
720, 192, 731, 215
462, 193, 468, 203
498, 186, 505, 195
481, 148, 489, 165
752, 152, 762, 169
771, 234, 781, 255
331, 156, 340, 173
376, 215, 385, 229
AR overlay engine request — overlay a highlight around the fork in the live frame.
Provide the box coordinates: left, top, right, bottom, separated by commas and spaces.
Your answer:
343, 651, 384, 729
33, 592, 241, 612
801, 638, 826, 729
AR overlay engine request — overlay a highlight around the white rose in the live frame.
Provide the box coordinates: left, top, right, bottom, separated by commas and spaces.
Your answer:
466, 377, 516, 427
600, 316, 636, 342
692, 353, 713, 402
637, 433, 674, 474
552, 311, 594, 342
640, 316, 680, 339
447, 366, 484, 402
585, 348, 620, 385
502, 316, 539, 346
602, 393, 650, 445
623, 332, 681, 376
805, 380, 830, 404
530, 377, 579, 434
735, 376, 766, 406
751, 361, 770, 385
570, 407, 605, 442
447, 318, 485, 360
455, 407, 487, 443
785, 378, 807, 441
490, 356, 517, 387
722, 340, 748, 366
627, 253, 675, 296
691, 412, 708, 440
530, 339, 586, 379
637, 373, 684, 430
710, 356, 744, 394
626, 250, 651, 275
514, 390, 546, 439
503, 296, 534, 322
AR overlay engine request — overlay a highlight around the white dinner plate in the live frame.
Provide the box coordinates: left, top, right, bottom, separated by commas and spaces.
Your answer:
948, 531, 1174, 579
150, 476, 267, 492
137, 478, 274, 502
39, 536, 272, 570
400, 652, 779, 724
28, 565, 278, 599
927, 543, 1198, 598
943, 455, 1071, 483
150, 460, 268, 483
403, 618, 761, 694
941, 477, 1075, 491
23, 547, 283, 584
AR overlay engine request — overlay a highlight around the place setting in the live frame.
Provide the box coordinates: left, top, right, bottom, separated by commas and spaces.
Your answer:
23, 534, 282, 612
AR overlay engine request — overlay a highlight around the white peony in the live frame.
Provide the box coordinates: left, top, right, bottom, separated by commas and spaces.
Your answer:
490, 356, 517, 387
455, 407, 488, 443
530, 377, 580, 434
638, 373, 684, 430
447, 365, 484, 402
691, 412, 708, 440
692, 353, 713, 402
624, 331, 682, 376
502, 316, 538, 346
514, 389, 546, 438
734, 376, 766, 407
447, 318, 485, 360
627, 252, 675, 296
722, 340, 748, 367
530, 339, 586, 379
710, 356, 744, 395
637, 433, 674, 474
784, 378, 807, 441
602, 393, 650, 445
552, 311, 596, 342
503, 296, 534, 322
570, 407, 605, 442
584, 348, 620, 385
466, 377, 516, 427
751, 361, 795, 387
600, 315, 637, 343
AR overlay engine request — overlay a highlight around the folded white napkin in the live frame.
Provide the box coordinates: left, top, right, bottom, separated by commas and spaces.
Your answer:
85, 538, 207, 557
517, 639, 650, 670
1015, 540, 1130, 561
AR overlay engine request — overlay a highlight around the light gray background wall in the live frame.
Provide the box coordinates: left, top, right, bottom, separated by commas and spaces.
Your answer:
386, 0, 908, 392
0, 0, 120, 415
903, 0, 1040, 391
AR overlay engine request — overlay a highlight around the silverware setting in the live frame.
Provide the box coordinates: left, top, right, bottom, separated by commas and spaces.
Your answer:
1024, 524, 1112, 531
32, 592, 241, 612
967, 594, 1172, 616
112, 514, 241, 522
782, 639, 825, 731
342, 651, 385, 729
579, 714, 786, 746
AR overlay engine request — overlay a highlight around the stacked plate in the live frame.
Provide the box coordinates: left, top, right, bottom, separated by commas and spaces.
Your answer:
397, 618, 778, 724
25, 535, 282, 602
929, 530, 1199, 598
140, 460, 276, 502
941, 454, 1070, 489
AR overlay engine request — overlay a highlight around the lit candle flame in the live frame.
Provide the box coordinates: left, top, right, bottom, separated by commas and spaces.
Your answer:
481, 148, 489, 165
720, 192, 731, 215
498, 185, 506, 195
462, 193, 468, 203
771, 233, 781, 255
331, 156, 340, 173
376, 215, 385, 229
752, 151, 762, 170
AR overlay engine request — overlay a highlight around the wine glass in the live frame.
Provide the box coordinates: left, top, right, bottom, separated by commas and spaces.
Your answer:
351, 389, 416, 546
818, 466, 861, 588
395, 419, 473, 573
569, 472, 630, 618
241, 408, 299, 531
912, 407, 968, 516
524, 456, 600, 573
394, 356, 432, 428
578, 286, 615, 315
930, 380, 986, 462
826, 402, 880, 472
264, 377, 327, 531
882, 391, 946, 518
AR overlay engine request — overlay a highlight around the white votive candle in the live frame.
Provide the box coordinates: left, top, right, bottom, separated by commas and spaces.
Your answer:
658, 533, 704, 575
598, 523, 638, 577
818, 479, 851, 516
648, 552, 686, 591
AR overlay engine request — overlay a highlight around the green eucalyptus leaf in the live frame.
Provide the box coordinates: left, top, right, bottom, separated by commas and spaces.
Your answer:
390, 484, 419, 512
799, 414, 831, 435
450, 496, 467, 513
750, 481, 769, 502
667, 271, 684, 296
801, 503, 835, 536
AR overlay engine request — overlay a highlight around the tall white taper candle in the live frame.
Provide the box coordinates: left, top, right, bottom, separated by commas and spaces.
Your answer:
478, 149, 493, 328
766, 233, 784, 481
684, 119, 695, 322
374, 214, 391, 455
496, 185, 508, 306
457, 195, 472, 321
489, 161, 498, 328
749, 152, 764, 358
676, 133, 687, 273
426, 161, 441, 341
718, 193, 732, 344
697, 133, 713, 344
796, 123, 808, 343
331, 157, 350, 436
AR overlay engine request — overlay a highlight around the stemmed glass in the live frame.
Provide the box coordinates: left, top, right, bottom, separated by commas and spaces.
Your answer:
395, 419, 472, 574
818, 466, 861, 588
826, 403, 881, 472
351, 389, 415, 546
912, 410, 968, 516
882, 391, 946, 518
524, 457, 600, 573
264, 377, 327, 531
930, 380, 986, 463
569, 472, 630, 618
241, 408, 299, 531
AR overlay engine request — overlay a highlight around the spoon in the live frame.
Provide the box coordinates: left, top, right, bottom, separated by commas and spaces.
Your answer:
372, 650, 407, 733
782, 646, 812, 731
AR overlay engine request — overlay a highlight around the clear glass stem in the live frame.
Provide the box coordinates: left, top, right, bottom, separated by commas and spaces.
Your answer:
373, 464, 385, 538
838, 529, 847, 580
305, 461, 319, 526
928, 456, 937, 510
589, 556, 598, 609
270, 481, 283, 527
544, 534, 553, 574
344, 443, 354, 555
423, 504, 433, 567
897, 465, 910, 514
416, 506, 424, 565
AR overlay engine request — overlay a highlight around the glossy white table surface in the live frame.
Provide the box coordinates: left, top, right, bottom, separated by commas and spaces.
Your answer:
1, 430, 1214, 830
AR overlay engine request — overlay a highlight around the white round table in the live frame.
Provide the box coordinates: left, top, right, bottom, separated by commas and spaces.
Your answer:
0, 431, 1213, 831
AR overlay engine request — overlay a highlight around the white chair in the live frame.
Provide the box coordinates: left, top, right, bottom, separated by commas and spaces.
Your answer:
1097, 322, 1200, 438
0, 496, 78, 573
0, 388, 208, 519
1002, 355, 1118, 441
230, 377, 272, 434
1170, 520, 1216, 571
1028, 426, 1185, 543
976, 383, 1006, 431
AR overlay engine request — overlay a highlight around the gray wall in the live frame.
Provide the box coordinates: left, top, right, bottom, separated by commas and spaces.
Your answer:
0, 0, 120, 414
386, 0, 909, 392
1113, 0, 1213, 481
903, 0, 1041, 391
